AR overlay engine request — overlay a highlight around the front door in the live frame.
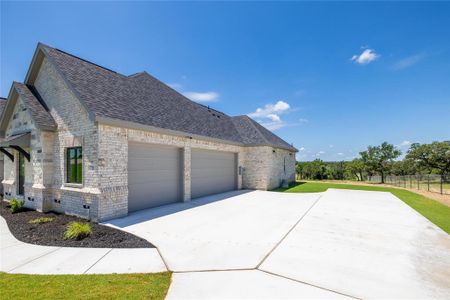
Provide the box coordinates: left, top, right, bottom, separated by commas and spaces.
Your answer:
18, 152, 25, 195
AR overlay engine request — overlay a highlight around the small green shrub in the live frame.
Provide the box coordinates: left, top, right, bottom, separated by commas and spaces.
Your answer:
29, 217, 54, 224
9, 199, 25, 213
63, 222, 92, 240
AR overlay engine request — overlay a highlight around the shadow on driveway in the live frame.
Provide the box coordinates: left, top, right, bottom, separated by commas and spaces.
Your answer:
103, 190, 253, 228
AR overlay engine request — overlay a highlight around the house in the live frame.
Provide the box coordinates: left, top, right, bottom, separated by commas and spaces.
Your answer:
0, 43, 297, 221
0, 97, 6, 195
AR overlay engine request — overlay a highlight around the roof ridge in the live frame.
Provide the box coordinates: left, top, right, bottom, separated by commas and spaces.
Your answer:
40, 43, 124, 76
235, 115, 271, 145
132, 70, 229, 118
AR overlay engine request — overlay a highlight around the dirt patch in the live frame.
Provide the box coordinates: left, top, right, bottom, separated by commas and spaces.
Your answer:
0, 201, 154, 248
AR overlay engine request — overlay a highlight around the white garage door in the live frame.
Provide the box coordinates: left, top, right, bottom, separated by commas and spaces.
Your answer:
191, 149, 237, 199
128, 142, 182, 212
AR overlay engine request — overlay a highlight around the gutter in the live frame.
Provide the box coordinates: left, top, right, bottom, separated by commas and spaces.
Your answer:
95, 116, 298, 152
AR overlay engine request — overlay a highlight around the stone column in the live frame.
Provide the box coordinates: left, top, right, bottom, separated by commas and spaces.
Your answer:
183, 146, 191, 202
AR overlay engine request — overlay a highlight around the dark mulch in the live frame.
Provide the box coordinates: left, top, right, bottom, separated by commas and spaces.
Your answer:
0, 201, 154, 248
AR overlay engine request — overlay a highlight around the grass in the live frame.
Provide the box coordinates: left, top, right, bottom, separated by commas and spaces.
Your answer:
29, 217, 54, 224
63, 222, 92, 240
275, 181, 450, 235
0, 272, 171, 300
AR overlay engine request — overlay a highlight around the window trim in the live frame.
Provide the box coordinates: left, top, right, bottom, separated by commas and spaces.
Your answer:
66, 146, 83, 184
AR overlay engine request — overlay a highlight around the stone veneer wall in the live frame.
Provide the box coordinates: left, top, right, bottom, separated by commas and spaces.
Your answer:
2, 97, 39, 209
241, 146, 295, 190
241, 146, 273, 190
267, 148, 296, 190
32, 58, 100, 219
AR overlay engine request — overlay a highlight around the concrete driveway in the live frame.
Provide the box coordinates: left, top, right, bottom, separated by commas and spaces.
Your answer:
105, 189, 450, 299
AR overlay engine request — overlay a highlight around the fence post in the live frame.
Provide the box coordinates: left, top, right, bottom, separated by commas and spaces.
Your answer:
417, 175, 420, 190
404, 176, 406, 188
410, 175, 412, 188
441, 175, 443, 195
428, 174, 430, 191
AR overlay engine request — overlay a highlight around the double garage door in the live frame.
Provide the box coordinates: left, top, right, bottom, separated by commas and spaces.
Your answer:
128, 142, 237, 212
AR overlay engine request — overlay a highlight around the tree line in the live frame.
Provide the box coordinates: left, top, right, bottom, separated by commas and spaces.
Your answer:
296, 141, 450, 183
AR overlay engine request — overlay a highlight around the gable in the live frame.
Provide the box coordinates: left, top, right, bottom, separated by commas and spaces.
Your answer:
5, 93, 36, 138
0, 83, 56, 138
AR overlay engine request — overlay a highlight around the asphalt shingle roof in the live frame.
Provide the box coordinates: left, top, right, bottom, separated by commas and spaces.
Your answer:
39, 44, 296, 151
0, 98, 6, 117
13, 82, 57, 131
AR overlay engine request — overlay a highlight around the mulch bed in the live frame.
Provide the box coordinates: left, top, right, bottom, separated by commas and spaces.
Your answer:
0, 201, 154, 248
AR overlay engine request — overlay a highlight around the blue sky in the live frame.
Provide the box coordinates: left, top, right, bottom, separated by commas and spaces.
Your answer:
1, 2, 449, 161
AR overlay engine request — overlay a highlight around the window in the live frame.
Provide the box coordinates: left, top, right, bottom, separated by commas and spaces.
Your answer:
67, 147, 82, 184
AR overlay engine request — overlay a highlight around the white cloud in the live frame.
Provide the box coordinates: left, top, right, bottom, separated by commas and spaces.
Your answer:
329, 144, 334, 148
299, 147, 306, 151
299, 118, 309, 124
396, 140, 415, 148
351, 49, 379, 65
267, 114, 281, 122
337, 152, 344, 156
400, 140, 412, 146
315, 151, 326, 157
258, 120, 288, 131
183, 91, 219, 102
392, 54, 424, 70
248, 101, 291, 118
248, 100, 292, 131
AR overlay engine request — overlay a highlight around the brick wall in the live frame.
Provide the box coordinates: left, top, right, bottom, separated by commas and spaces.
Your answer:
32, 58, 100, 219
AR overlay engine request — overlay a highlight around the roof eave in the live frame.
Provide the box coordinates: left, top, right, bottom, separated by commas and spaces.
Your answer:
96, 116, 297, 152
95, 116, 245, 147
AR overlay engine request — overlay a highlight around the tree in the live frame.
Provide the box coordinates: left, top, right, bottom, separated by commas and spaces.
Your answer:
295, 162, 303, 180
305, 159, 327, 180
360, 142, 401, 183
406, 142, 450, 175
346, 158, 365, 181
391, 160, 408, 176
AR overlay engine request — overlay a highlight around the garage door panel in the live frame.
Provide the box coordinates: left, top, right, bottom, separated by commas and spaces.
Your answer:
128, 143, 181, 212
128, 159, 180, 171
192, 169, 236, 179
191, 149, 237, 199
129, 171, 180, 184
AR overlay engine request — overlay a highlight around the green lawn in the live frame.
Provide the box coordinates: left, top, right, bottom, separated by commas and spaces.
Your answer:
0, 272, 171, 300
275, 181, 450, 235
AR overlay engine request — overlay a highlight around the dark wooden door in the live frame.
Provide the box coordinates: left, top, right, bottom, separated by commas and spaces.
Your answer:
18, 152, 25, 195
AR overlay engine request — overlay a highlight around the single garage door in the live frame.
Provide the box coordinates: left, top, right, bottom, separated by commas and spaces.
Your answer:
128, 142, 182, 212
191, 149, 237, 199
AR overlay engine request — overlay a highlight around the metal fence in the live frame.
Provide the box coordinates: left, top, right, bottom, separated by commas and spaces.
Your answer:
368, 174, 450, 195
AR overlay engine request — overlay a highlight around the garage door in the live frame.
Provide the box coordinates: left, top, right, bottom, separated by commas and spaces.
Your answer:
128, 142, 182, 212
191, 149, 237, 199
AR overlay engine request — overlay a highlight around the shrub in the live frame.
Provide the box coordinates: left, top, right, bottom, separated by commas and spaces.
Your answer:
29, 217, 54, 224
63, 222, 92, 240
9, 199, 25, 213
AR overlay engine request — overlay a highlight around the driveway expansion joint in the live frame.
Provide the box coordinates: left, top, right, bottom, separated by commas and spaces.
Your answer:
7, 247, 62, 272
258, 269, 361, 300
256, 194, 323, 269
82, 248, 113, 274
